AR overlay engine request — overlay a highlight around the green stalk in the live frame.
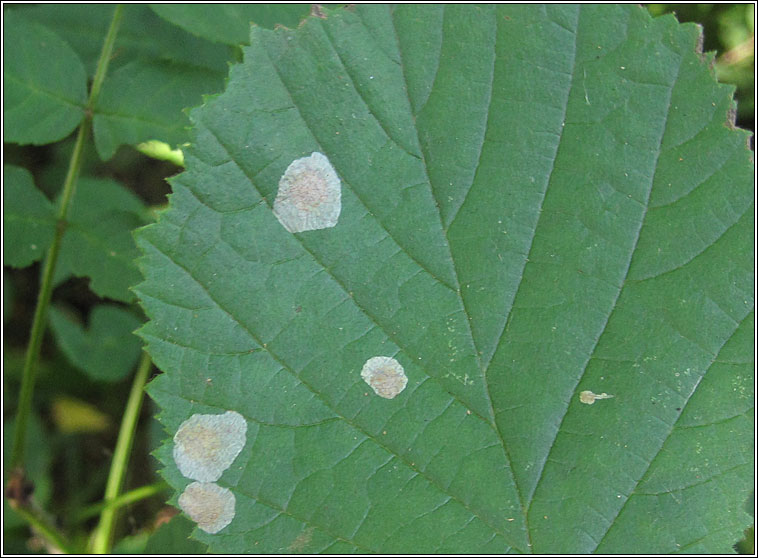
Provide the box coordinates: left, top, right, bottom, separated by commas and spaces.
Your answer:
75, 481, 168, 523
7, 8, 126, 554
12, 505, 75, 554
9, 4, 125, 471
90, 351, 152, 554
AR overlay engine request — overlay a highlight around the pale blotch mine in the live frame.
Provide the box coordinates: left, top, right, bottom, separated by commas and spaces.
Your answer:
173, 410, 247, 482
273, 152, 341, 233
579, 390, 614, 405
178, 481, 236, 534
361, 356, 407, 399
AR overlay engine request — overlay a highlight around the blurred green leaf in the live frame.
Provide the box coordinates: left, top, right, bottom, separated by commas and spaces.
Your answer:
53, 178, 150, 302
3, 165, 56, 268
16, 4, 231, 77
92, 60, 225, 161
150, 4, 311, 45
736, 525, 755, 554
648, 4, 754, 126
143, 515, 208, 554
3, 272, 14, 322
3, 414, 53, 530
48, 305, 143, 383
111, 531, 149, 554
137, 5, 753, 553
3, 11, 86, 145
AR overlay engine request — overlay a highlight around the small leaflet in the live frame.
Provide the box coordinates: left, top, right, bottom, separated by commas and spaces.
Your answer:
173, 410, 247, 482
273, 152, 342, 233
361, 356, 407, 399
178, 481, 236, 534
579, 390, 614, 405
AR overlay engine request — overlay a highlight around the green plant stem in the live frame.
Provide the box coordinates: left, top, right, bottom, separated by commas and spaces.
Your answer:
12, 505, 75, 554
9, 3, 125, 472
87, 5, 124, 112
75, 481, 169, 523
90, 351, 152, 554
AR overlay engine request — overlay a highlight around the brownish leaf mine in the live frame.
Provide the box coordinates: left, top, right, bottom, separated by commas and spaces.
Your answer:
173, 411, 247, 482
273, 152, 342, 233
361, 356, 408, 399
178, 481, 236, 534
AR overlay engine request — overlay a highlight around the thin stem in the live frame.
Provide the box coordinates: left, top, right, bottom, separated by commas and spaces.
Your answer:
90, 351, 152, 554
86, 5, 124, 112
9, 4, 125, 472
12, 505, 75, 554
9, 125, 86, 470
75, 481, 168, 523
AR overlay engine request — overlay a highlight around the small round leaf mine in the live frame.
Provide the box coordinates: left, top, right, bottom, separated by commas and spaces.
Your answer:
361, 356, 408, 399
173, 410, 247, 482
272, 152, 342, 233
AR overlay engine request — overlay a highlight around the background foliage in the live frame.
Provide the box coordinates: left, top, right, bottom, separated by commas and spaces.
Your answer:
3, 3, 754, 554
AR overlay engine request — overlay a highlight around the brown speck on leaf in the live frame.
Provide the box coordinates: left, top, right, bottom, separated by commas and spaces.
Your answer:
725, 106, 738, 130
154, 506, 179, 528
310, 4, 327, 19
5, 469, 33, 509
695, 29, 705, 58
288, 527, 315, 552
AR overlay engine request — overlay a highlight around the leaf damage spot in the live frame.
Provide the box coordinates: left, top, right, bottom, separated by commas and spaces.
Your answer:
287, 526, 314, 552
361, 356, 407, 399
173, 410, 247, 482
273, 152, 341, 233
579, 390, 614, 405
178, 481, 236, 534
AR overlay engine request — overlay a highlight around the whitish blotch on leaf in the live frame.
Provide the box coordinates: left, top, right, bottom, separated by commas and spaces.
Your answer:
579, 390, 614, 405
273, 152, 341, 233
178, 482, 235, 534
361, 356, 407, 399
173, 410, 247, 482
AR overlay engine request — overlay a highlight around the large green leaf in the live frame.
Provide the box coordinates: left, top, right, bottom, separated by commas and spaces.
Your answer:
14, 4, 232, 161
136, 5, 754, 553
92, 59, 225, 160
3, 165, 56, 268
2, 168, 149, 301
15, 4, 230, 77
3, 11, 87, 145
54, 177, 150, 302
149, 4, 311, 45
48, 305, 143, 383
